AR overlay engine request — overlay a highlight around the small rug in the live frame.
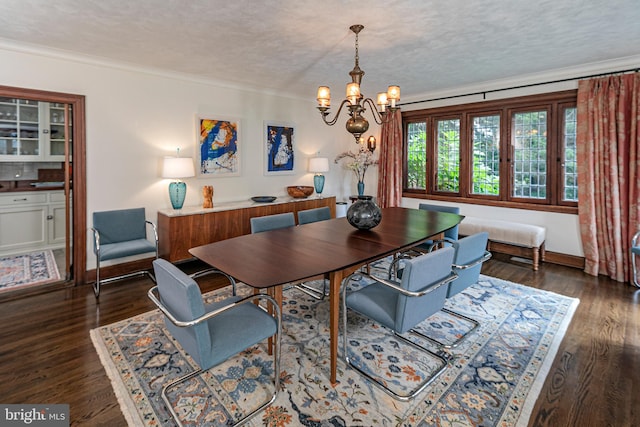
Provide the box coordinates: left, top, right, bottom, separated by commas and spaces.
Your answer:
0, 250, 61, 293
91, 259, 579, 426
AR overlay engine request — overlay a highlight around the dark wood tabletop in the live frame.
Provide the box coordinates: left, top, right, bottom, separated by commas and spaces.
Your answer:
189, 207, 462, 287
189, 206, 464, 384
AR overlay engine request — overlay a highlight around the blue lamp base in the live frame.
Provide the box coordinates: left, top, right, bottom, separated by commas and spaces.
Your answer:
313, 174, 325, 195
168, 181, 187, 209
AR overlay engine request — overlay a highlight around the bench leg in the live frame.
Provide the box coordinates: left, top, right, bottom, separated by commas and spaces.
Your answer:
532, 247, 540, 271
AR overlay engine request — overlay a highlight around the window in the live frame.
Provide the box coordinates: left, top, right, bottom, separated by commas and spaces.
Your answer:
403, 91, 577, 212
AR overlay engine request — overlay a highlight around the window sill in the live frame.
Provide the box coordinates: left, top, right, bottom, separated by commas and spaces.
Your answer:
402, 192, 578, 215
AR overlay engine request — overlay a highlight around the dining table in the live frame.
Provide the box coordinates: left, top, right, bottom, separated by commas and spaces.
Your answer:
189, 206, 464, 385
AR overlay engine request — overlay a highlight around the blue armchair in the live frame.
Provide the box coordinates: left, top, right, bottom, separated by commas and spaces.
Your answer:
297, 206, 331, 225
250, 212, 295, 233
92, 208, 158, 298
296, 206, 332, 300
148, 259, 281, 427
342, 247, 457, 401
389, 203, 461, 279
413, 232, 491, 349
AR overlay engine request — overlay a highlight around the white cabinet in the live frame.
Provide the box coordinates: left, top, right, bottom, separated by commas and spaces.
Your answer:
0, 190, 68, 255
0, 98, 71, 162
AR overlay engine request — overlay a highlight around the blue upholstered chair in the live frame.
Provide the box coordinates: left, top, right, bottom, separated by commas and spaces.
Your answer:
389, 203, 461, 279
91, 208, 158, 298
297, 206, 331, 225
296, 206, 332, 299
413, 232, 491, 349
632, 231, 640, 287
148, 259, 281, 427
416, 203, 461, 250
250, 212, 295, 234
342, 247, 457, 401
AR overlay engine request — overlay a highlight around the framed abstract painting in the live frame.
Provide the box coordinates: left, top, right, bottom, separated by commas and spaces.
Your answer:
197, 116, 241, 177
264, 121, 295, 175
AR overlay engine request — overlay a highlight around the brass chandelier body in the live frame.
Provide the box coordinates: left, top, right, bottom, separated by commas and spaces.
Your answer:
317, 25, 400, 142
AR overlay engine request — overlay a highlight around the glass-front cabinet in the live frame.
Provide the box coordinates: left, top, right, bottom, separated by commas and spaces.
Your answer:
0, 97, 72, 161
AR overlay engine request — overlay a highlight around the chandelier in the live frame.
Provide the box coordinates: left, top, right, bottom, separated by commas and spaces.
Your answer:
316, 24, 400, 143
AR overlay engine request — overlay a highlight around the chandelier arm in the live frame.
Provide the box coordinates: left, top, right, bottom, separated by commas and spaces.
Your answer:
363, 98, 384, 125
320, 99, 353, 126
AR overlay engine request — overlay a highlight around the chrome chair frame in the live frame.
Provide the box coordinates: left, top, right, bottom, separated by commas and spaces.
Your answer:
342, 269, 457, 401
148, 287, 281, 427
91, 219, 158, 298
412, 250, 492, 349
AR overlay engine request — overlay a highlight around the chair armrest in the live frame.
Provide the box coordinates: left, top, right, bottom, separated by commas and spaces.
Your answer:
91, 227, 100, 253
145, 220, 159, 244
351, 271, 458, 298
148, 286, 281, 328
633, 231, 640, 247
452, 251, 492, 271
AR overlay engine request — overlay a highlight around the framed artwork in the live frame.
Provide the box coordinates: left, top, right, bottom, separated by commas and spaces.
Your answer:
197, 116, 241, 177
264, 121, 295, 175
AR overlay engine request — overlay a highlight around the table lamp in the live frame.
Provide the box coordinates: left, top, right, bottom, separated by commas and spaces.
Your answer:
308, 157, 329, 196
162, 151, 195, 209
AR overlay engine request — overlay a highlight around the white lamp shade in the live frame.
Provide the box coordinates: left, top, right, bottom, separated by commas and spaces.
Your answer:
308, 157, 329, 173
162, 157, 195, 179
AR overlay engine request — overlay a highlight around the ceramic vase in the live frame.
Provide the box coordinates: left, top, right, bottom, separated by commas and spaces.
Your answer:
346, 195, 382, 230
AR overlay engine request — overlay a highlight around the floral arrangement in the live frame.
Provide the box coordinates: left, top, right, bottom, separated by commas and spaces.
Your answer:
334, 146, 379, 183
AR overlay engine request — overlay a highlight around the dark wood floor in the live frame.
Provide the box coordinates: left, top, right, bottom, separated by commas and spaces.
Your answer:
0, 256, 638, 426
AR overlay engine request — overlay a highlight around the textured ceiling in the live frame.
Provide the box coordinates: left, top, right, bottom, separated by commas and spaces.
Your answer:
0, 0, 639, 102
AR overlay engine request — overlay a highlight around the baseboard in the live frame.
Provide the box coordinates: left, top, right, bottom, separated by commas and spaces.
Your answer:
543, 251, 585, 269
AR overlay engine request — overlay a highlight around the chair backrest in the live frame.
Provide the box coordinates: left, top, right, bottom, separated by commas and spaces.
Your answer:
418, 203, 460, 241
395, 246, 455, 333
250, 212, 295, 233
449, 232, 489, 298
93, 208, 148, 244
297, 206, 331, 225
153, 258, 211, 367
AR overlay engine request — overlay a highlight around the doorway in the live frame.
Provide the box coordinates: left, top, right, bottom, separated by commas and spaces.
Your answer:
0, 85, 86, 292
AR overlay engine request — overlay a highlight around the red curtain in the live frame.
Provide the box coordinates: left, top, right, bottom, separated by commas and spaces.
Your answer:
376, 109, 403, 208
576, 72, 640, 282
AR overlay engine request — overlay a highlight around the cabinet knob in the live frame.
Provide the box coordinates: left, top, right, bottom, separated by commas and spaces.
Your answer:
47, 215, 53, 220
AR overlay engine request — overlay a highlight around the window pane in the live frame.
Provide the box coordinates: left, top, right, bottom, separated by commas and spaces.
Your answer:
512, 111, 547, 199
471, 115, 500, 195
436, 119, 460, 192
406, 121, 427, 189
562, 107, 578, 201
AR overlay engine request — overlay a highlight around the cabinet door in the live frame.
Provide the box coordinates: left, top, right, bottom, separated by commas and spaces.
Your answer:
0, 205, 47, 252
45, 102, 72, 161
0, 98, 41, 161
48, 203, 66, 245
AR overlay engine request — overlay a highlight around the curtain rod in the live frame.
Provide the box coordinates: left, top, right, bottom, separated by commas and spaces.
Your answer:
400, 67, 640, 106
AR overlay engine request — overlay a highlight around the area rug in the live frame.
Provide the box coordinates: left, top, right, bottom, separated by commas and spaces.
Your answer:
0, 250, 60, 293
91, 259, 579, 426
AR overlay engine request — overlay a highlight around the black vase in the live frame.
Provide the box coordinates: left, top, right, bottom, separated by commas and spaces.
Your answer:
346, 196, 382, 230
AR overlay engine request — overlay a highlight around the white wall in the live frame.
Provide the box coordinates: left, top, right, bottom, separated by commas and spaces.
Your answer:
0, 45, 378, 268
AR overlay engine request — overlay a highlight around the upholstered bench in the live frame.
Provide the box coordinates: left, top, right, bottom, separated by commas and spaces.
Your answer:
458, 217, 546, 271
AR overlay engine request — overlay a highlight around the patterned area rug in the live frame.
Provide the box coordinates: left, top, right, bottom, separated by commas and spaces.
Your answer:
91, 258, 579, 426
0, 250, 60, 293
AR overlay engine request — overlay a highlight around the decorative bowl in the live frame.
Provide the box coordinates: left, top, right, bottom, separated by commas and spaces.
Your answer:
251, 196, 277, 203
286, 185, 314, 198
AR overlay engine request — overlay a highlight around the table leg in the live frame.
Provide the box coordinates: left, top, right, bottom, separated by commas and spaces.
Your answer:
267, 285, 283, 356
329, 270, 343, 385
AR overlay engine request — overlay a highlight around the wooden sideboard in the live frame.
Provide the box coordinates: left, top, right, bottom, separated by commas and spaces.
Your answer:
158, 196, 336, 262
